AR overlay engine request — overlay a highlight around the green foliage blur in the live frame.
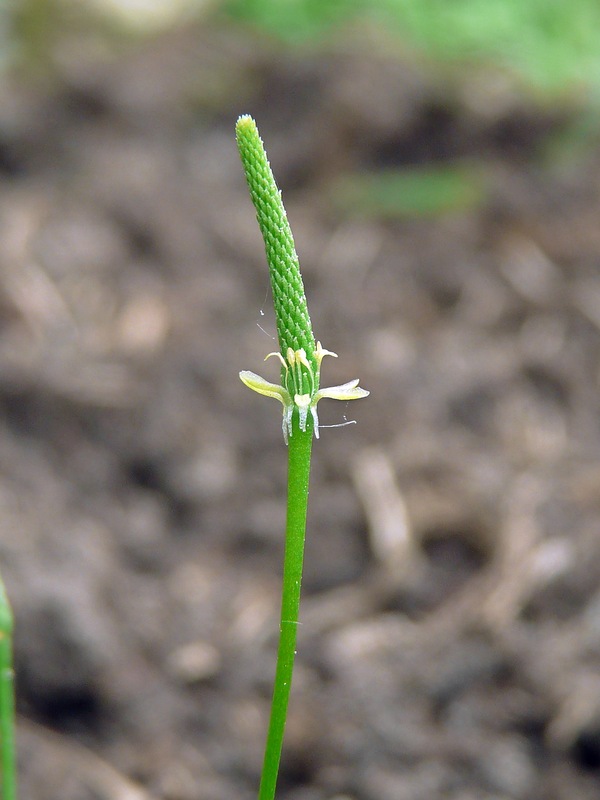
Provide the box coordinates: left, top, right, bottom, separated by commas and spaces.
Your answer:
4, 0, 598, 218
331, 165, 485, 219
219, 0, 600, 217
6, 0, 600, 100
221, 0, 600, 99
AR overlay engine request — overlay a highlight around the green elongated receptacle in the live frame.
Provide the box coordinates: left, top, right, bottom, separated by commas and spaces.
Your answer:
235, 115, 316, 365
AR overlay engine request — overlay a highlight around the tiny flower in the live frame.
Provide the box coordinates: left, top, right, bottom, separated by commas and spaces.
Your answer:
240, 343, 369, 443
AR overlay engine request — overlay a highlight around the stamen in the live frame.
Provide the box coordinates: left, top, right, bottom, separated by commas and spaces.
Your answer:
265, 351, 287, 369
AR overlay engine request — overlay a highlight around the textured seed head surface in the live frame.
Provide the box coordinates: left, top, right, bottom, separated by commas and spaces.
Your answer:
236, 115, 316, 363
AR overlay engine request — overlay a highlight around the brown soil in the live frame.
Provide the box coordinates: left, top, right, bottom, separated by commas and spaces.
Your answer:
2, 21, 600, 800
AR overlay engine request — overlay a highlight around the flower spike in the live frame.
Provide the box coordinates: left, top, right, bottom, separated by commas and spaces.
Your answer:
236, 115, 370, 800
236, 115, 368, 442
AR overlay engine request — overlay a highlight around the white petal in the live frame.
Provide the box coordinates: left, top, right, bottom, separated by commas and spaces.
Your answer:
310, 405, 320, 438
293, 393, 310, 432
282, 410, 291, 445
298, 405, 309, 431
294, 393, 311, 408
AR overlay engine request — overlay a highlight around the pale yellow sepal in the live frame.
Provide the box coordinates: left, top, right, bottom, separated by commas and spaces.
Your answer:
240, 370, 294, 442
239, 370, 292, 405
314, 379, 370, 402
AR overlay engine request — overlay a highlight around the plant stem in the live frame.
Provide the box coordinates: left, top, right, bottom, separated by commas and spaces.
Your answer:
0, 576, 16, 800
258, 417, 313, 800
236, 115, 367, 799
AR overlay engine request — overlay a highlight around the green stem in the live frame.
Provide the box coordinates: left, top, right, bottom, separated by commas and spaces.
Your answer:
0, 577, 16, 800
258, 417, 313, 800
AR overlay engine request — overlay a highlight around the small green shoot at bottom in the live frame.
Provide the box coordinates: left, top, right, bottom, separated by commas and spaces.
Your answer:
0, 574, 16, 800
235, 115, 369, 800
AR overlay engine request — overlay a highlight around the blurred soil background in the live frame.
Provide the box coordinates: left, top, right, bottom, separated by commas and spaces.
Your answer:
2, 1, 600, 799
